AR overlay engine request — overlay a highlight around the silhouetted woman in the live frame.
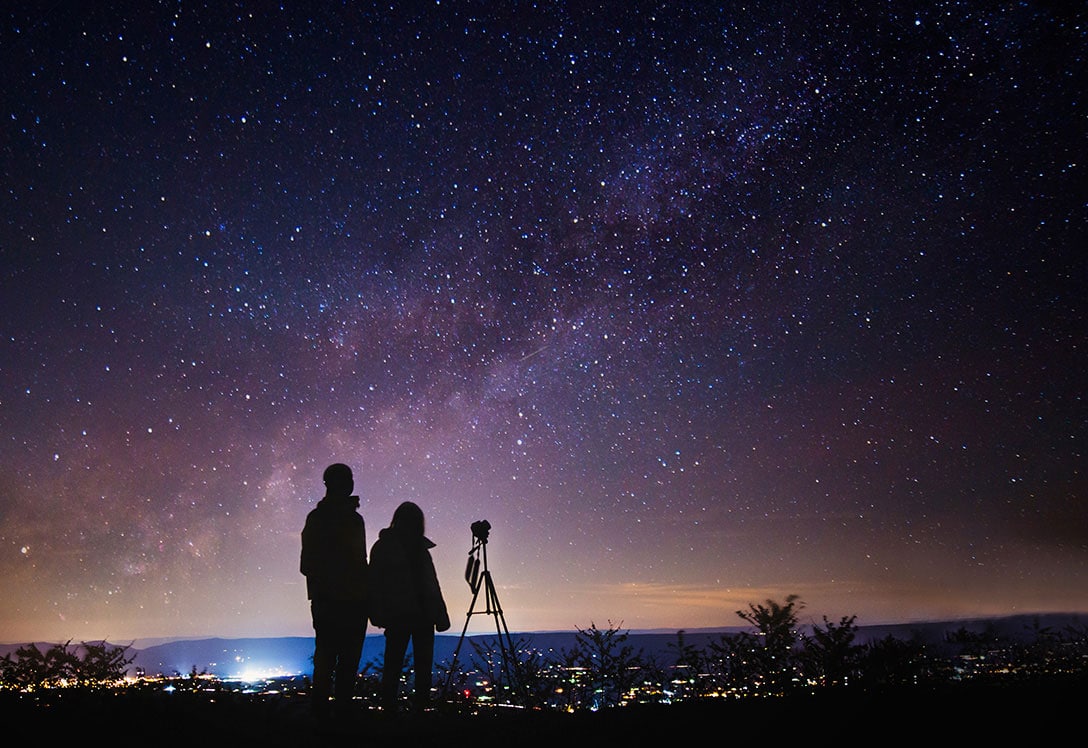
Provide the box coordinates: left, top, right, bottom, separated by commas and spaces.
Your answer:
368, 501, 450, 712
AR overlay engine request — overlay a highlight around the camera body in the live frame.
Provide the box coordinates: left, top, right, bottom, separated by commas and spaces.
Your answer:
470, 519, 491, 543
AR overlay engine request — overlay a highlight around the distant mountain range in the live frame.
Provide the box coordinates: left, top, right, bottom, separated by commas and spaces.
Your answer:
4, 612, 1083, 679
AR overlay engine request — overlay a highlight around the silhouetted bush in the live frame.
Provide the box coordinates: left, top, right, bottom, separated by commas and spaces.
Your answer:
0, 640, 134, 690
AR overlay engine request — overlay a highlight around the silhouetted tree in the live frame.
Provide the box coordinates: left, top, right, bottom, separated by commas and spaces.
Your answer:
1053, 622, 1088, 674
857, 634, 934, 688
465, 637, 514, 703
550, 645, 584, 711
0, 640, 133, 690
706, 630, 762, 695
460, 634, 553, 707
506, 637, 559, 708
0, 642, 68, 689
801, 615, 861, 687
734, 594, 804, 694
736, 595, 803, 651
666, 630, 711, 699
946, 624, 1002, 658
565, 621, 648, 709
1000, 618, 1088, 680
70, 640, 134, 686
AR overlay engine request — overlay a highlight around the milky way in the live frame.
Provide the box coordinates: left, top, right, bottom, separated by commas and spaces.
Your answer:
1, 2, 1084, 643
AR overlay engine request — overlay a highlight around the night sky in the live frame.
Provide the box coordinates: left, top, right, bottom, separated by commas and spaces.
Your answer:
2, 2, 1084, 645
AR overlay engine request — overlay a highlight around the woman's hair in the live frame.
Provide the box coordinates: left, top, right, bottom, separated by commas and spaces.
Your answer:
391, 501, 425, 537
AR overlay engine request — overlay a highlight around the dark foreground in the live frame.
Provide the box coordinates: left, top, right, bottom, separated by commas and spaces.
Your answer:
6, 676, 1084, 746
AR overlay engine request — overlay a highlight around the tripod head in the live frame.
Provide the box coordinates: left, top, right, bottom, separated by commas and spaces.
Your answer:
470, 519, 491, 544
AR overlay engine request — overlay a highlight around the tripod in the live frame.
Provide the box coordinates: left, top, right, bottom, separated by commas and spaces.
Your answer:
444, 528, 519, 696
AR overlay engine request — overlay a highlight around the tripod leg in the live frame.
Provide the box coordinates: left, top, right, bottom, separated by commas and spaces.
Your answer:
444, 577, 483, 691
482, 573, 521, 694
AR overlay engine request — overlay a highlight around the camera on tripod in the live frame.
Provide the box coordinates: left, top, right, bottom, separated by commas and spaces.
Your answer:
448, 517, 520, 697
465, 520, 491, 592
470, 519, 491, 544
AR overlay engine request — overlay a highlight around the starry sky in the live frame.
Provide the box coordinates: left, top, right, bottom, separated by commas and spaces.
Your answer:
1, 1, 1084, 645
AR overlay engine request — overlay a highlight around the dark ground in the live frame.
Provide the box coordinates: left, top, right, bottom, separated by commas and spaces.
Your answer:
5, 676, 1084, 746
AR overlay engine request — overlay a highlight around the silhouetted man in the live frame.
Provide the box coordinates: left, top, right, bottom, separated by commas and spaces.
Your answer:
300, 463, 368, 719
